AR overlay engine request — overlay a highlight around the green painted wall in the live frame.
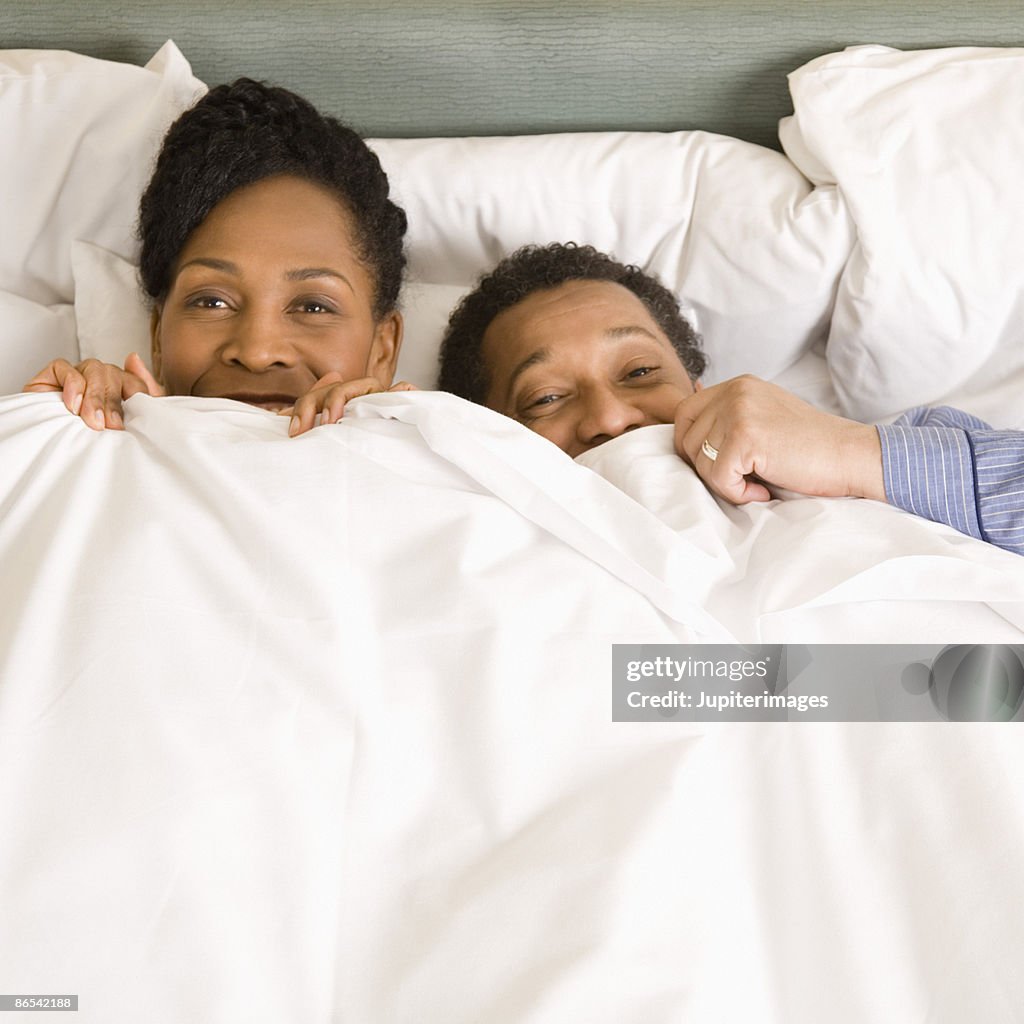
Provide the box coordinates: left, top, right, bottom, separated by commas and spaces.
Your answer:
5, 1, 1024, 148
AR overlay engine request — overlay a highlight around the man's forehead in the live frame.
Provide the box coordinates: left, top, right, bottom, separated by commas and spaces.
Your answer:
486, 279, 664, 347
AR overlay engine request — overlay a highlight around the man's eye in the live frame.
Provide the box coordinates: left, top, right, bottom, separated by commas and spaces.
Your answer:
518, 393, 563, 420
529, 393, 561, 408
626, 366, 658, 379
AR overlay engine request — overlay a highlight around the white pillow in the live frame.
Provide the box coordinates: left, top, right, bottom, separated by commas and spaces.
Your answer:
0, 41, 205, 307
782, 45, 1024, 421
71, 241, 466, 392
395, 281, 467, 388
0, 293, 78, 396
72, 242, 152, 370
370, 132, 854, 384
0, 42, 205, 387
73, 128, 858, 392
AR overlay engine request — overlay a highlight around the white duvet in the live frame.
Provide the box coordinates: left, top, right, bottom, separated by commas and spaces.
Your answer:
1, 391, 1022, 1023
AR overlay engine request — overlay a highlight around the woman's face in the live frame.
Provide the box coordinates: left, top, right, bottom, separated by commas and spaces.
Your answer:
151, 174, 401, 409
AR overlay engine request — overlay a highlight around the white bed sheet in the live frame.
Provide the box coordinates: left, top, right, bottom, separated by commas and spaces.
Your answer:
1, 391, 1022, 1023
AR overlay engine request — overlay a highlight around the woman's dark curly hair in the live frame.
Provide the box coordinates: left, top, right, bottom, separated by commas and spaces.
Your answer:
438, 243, 706, 404
139, 78, 406, 318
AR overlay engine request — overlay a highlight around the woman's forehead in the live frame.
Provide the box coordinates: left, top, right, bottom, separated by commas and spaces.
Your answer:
171, 175, 369, 286
191, 176, 350, 240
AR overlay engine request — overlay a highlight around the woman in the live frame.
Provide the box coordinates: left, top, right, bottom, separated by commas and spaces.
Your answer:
24, 78, 411, 435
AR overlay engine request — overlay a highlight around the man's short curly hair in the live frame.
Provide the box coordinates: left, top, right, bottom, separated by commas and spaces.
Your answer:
139, 78, 406, 318
438, 243, 706, 404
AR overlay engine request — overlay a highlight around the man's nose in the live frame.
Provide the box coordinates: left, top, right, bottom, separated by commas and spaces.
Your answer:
221, 309, 295, 370
576, 388, 648, 448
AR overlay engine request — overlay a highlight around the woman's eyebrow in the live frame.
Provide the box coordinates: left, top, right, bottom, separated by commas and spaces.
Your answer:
173, 260, 354, 294
177, 257, 238, 275
286, 267, 354, 292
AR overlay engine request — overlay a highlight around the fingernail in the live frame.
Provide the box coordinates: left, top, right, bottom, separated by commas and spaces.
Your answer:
93, 410, 104, 429
71, 393, 83, 415
289, 416, 299, 437
110, 411, 122, 429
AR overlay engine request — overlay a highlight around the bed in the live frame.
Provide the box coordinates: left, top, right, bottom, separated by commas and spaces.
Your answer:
2, 4, 1024, 1022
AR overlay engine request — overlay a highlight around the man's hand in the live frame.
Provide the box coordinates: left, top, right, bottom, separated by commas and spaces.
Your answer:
673, 375, 886, 504
283, 373, 417, 437
23, 353, 164, 430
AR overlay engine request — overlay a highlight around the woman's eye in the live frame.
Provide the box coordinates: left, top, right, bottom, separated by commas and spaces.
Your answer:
188, 295, 229, 310
294, 299, 337, 314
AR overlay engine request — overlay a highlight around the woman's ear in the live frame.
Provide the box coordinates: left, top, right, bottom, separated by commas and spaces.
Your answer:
149, 306, 165, 385
366, 310, 403, 386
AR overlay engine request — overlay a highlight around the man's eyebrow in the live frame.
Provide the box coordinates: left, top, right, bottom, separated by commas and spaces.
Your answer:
503, 326, 663, 399
505, 347, 551, 398
285, 267, 354, 292
604, 324, 661, 341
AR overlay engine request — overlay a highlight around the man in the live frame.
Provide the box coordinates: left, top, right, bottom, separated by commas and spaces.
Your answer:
438, 242, 1023, 556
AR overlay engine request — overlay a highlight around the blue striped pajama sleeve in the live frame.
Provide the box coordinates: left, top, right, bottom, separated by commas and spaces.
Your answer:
877, 406, 1024, 555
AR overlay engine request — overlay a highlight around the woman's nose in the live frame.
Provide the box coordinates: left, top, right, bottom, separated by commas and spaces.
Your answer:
221, 309, 295, 370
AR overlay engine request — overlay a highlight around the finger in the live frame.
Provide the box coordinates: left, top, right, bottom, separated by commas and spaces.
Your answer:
62, 369, 86, 417
77, 362, 126, 431
322, 377, 384, 425
672, 410, 696, 455
78, 363, 112, 430
287, 371, 348, 435
320, 386, 346, 426
706, 445, 760, 504
123, 353, 165, 397
734, 478, 773, 503
287, 376, 389, 438
696, 428, 779, 505
288, 388, 326, 437
312, 370, 344, 389
710, 452, 773, 504
678, 410, 755, 505
22, 359, 68, 393
387, 380, 417, 393
677, 405, 720, 469
23, 359, 86, 414
674, 396, 720, 469
672, 385, 718, 431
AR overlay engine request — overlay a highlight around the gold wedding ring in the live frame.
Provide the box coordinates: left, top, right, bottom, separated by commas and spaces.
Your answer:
701, 439, 719, 462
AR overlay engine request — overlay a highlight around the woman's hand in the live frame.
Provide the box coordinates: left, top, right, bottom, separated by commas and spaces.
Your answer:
284, 372, 417, 437
23, 352, 164, 431
673, 375, 886, 504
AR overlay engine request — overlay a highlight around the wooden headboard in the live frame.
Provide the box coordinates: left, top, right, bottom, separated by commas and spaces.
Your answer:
6, 1, 1024, 149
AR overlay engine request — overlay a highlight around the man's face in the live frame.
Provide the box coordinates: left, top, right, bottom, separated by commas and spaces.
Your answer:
481, 279, 697, 458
